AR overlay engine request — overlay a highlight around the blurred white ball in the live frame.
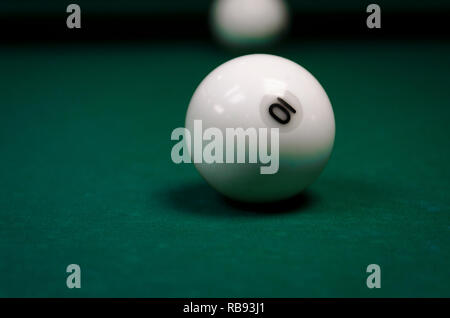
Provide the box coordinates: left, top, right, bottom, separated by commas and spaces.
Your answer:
210, 0, 290, 47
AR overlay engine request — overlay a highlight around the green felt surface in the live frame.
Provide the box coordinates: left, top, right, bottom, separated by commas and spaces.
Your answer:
0, 40, 449, 297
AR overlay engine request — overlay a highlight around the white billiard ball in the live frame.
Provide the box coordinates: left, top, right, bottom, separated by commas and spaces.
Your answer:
185, 54, 335, 203
210, 0, 289, 47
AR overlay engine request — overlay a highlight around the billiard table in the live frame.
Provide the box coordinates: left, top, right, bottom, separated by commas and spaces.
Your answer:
0, 1, 449, 298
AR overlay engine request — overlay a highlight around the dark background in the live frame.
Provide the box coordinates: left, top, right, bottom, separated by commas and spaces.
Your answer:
1, 0, 450, 43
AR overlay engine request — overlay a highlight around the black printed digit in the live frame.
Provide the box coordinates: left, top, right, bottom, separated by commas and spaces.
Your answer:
268, 97, 296, 125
